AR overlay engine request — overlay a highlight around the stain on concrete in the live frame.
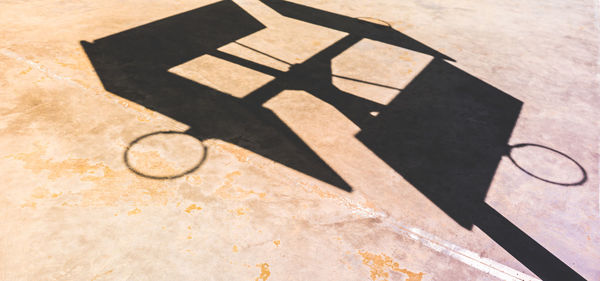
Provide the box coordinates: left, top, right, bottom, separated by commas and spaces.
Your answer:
7, 144, 176, 206
128, 208, 141, 215
185, 204, 202, 214
215, 171, 266, 200
0, 0, 598, 279
358, 250, 423, 281
255, 263, 270, 281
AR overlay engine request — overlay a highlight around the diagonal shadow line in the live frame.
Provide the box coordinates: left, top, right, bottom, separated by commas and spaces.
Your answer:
476, 203, 586, 281
234, 41, 293, 65
331, 74, 403, 91
232, 41, 403, 91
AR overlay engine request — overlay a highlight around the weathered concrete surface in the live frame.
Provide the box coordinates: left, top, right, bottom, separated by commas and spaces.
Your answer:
0, 0, 598, 280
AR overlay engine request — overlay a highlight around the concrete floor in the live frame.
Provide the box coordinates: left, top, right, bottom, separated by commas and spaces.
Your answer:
0, 0, 598, 280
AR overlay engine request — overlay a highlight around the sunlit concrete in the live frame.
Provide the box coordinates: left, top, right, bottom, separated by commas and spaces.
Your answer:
0, 0, 598, 280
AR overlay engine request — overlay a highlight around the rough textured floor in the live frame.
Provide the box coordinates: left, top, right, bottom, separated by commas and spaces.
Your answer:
0, 0, 598, 280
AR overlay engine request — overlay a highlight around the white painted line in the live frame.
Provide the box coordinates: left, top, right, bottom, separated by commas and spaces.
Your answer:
0, 48, 89, 92
336, 197, 541, 281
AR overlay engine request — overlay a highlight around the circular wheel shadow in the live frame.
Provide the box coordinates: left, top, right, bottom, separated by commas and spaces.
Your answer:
124, 131, 207, 180
507, 143, 587, 186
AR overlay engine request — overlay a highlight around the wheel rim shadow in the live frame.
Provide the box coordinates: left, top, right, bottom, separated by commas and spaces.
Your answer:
123, 131, 208, 180
506, 143, 587, 186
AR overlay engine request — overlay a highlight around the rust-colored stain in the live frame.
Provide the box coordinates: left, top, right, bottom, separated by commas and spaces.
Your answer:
128, 150, 179, 176
221, 171, 241, 189
397, 51, 415, 62
19, 66, 32, 75
128, 208, 141, 215
7, 144, 176, 206
29, 186, 62, 200
57, 60, 86, 70
300, 182, 337, 199
20, 202, 36, 208
362, 199, 377, 210
215, 171, 266, 200
10, 145, 112, 180
212, 141, 251, 162
233, 245, 239, 252
358, 250, 424, 281
273, 240, 280, 247
31, 186, 50, 199
185, 204, 202, 214
255, 263, 270, 281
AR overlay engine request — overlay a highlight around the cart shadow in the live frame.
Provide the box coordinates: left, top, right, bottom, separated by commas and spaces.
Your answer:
81, 1, 586, 280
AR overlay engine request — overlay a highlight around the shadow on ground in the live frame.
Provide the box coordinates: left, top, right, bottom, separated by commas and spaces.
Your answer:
80, 0, 586, 279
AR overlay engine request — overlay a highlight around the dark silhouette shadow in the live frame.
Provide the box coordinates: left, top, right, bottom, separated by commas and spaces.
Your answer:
81, 0, 587, 279
358, 57, 523, 230
81, 0, 353, 190
355, 58, 585, 280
